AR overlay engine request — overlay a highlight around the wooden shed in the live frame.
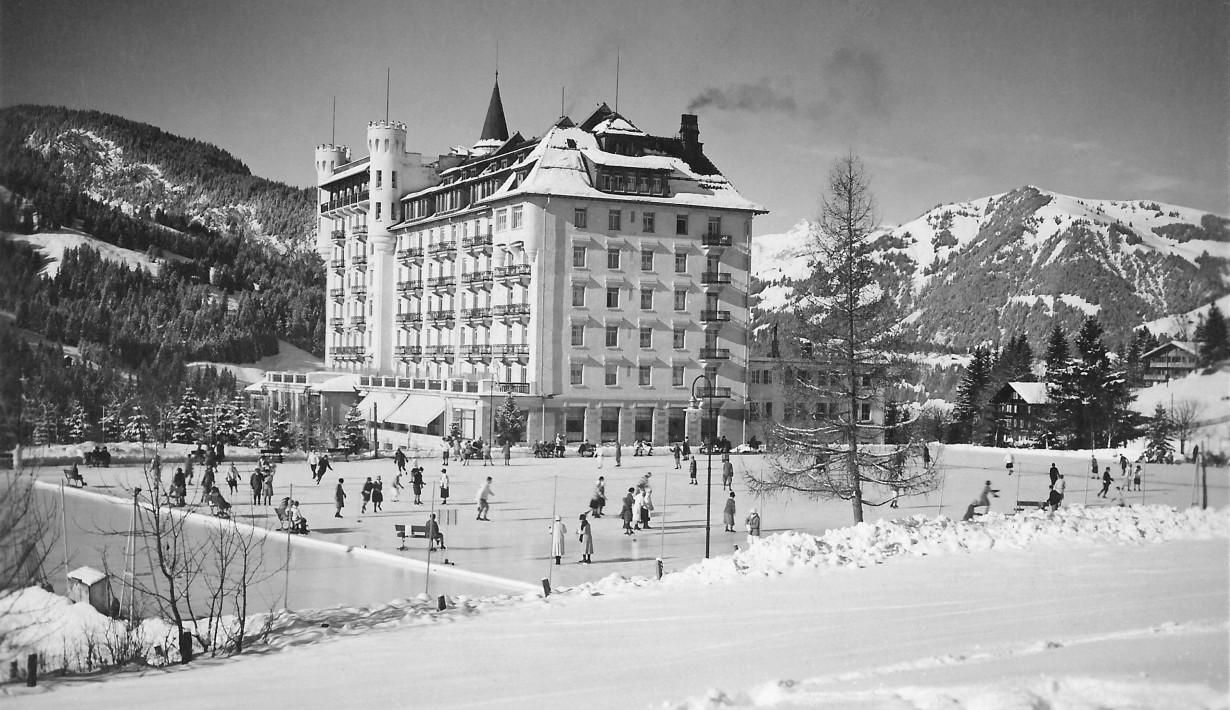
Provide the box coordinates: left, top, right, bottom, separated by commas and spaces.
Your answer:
66, 566, 115, 616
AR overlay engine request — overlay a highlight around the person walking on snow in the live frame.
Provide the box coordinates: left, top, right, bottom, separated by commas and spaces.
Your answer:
745, 508, 761, 546
1098, 467, 1113, 498
549, 516, 567, 565
722, 459, 734, 490
412, 467, 424, 505
371, 476, 384, 512
438, 469, 450, 504
315, 453, 332, 484
334, 478, 346, 518
1049, 462, 1059, 488
578, 514, 593, 563
1132, 464, 1142, 491
689, 456, 698, 485
723, 491, 737, 532
1004, 451, 1015, 475
225, 463, 240, 495
476, 476, 493, 520
620, 488, 636, 535
590, 476, 606, 518
614, 441, 622, 468
361, 477, 374, 513
1090, 454, 1099, 479
307, 449, 320, 481
1119, 453, 1129, 478
502, 439, 511, 466
672, 444, 682, 470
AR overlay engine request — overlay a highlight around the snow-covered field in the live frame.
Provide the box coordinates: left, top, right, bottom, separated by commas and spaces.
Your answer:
4, 228, 167, 278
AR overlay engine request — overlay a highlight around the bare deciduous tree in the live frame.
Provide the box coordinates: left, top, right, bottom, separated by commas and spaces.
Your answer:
1168, 398, 1204, 455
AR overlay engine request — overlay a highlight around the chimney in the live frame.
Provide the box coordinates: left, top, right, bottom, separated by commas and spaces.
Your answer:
680, 113, 701, 152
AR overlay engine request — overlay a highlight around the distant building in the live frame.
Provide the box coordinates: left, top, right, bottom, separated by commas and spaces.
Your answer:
275, 79, 765, 449
990, 381, 1050, 446
746, 356, 886, 445
1140, 341, 1200, 385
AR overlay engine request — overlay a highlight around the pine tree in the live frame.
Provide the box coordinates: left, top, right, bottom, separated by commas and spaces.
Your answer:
265, 406, 291, 450
171, 388, 203, 443
341, 405, 367, 454
1144, 404, 1174, 463
66, 400, 88, 443
1043, 325, 1068, 377
31, 404, 53, 446
494, 393, 526, 445
122, 404, 151, 442
1194, 303, 1228, 367
952, 347, 992, 443
1048, 316, 1137, 448
99, 395, 125, 442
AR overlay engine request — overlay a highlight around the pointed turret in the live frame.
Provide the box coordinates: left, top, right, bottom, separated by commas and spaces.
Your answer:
480, 79, 509, 142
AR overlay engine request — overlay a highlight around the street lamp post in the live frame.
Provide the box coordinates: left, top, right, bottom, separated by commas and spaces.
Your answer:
689, 374, 716, 558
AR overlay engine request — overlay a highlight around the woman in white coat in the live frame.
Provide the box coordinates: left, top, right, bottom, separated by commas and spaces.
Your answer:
550, 516, 567, 565
577, 513, 593, 564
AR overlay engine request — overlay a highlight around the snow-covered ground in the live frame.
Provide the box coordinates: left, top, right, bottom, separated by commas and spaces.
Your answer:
186, 339, 325, 385
4, 228, 167, 277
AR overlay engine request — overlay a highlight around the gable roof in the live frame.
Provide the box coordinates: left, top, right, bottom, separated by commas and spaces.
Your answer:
1142, 341, 1199, 360
993, 381, 1050, 405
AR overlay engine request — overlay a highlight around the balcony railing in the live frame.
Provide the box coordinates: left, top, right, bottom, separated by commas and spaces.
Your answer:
425, 344, 455, 357
428, 241, 456, 256
397, 280, 423, 293
349, 316, 367, 330
498, 381, 530, 394
699, 347, 730, 360
462, 307, 492, 320
494, 343, 530, 356
461, 343, 492, 357
695, 386, 731, 399
700, 271, 731, 285
333, 345, 366, 359
427, 275, 456, 289
462, 233, 493, 251
701, 233, 733, 248
330, 259, 345, 272
319, 192, 368, 213
396, 312, 422, 326
329, 288, 345, 301
350, 285, 367, 300
495, 264, 532, 279
700, 309, 731, 322
427, 310, 455, 322
329, 317, 345, 330
352, 227, 367, 242
464, 270, 493, 287
352, 255, 368, 271
397, 246, 424, 263
394, 345, 422, 358
494, 303, 531, 317
331, 230, 345, 243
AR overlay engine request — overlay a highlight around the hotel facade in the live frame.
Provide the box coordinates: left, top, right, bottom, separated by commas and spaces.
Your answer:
266, 82, 765, 450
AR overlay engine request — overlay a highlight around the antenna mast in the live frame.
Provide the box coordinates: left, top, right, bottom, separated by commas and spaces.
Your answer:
615, 47, 620, 113
561, 87, 565, 117
385, 68, 390, 122
331, 96, 336, 144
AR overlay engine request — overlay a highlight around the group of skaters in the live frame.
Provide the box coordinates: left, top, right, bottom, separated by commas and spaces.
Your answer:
439, 437, 513, 466
968, 452, 1148, 519
144, 451, 288, 523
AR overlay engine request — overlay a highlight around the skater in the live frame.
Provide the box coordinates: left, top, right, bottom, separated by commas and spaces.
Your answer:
476, 476, 493, 520
1090, 454, 1099, 479
549, 516, 567, 565
502, 439, 511, 466
964, 480, 999, 520
442, 438, 450, 465
590, 476, 606, 517
636, 488, 652, 530
1055, 473, 1066, 507
425, 512, 445, 550
620, 488, 635, 535
334, 478, 346, 518
689, 456, 698, 485
392, 470, 404, 502
484, 439, 494, 466
672, 443, 682, 469
1048, 462, 1059, 488
371, 476, 384, 512
394, 447, 407, 474
578, 513, 593, 563
722, 458, 734, 490
412, 466, 425, 505
1004, 451, 1014, 475
745, 507, 761, 546
438, 469, 450, 504
200, 466, 216, 504
249, 468, 263, 506
315, 453, 332, 484
682, 437, 691, 460
723, 491, 736, 532
360, 476, 374, 513
614, 441, 622, 467
1119, 453, 1129, 478
1047, 482, 1063, 512
262, 470, 274, 506
1132, 464, 1142, 491
1098, 467, 1113, 498
225, 462, 240, 495
171, 467, 187, 507
307, 449, 320, 480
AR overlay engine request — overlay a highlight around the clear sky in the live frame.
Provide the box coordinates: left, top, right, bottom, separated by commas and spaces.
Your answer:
2, 0, 1225, 235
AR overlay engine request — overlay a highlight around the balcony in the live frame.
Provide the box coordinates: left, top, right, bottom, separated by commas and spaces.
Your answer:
461, 343, 492, 359
329, 317, 345, 331
695, 386, 731, 399
462, 233, 493, 252
700, 271, 732, 285
498, 381, 530, 394
700, 309, 731, 323
699, 347, 730, 360
701, 233, 733, 248
319, 192, 369, 214
397, 246, 424, 264
397, 279, 423, 294
352, 255, 368, 271
464, 270, 493, 289
425, 344, 455, 359
329, 287, 345, 301
495, 264, 532, 280
427, 309, 455, 323
330, 230, 345, 244
349, 316, 367, 331
494, 343, 530, 359
428, 241, 456, 258
397, 312, 422, 327
352, 227, 367, 242
394, 345, 422, 359
333, 345, 366, 360
427, 275, 456, 290
330, 259, 345, 274
494, 303, 531, 319
350, 285, 367, 301
462, 307, 492, 321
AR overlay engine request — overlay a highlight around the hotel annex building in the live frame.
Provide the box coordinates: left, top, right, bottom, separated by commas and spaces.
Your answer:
263, 82, 765, 449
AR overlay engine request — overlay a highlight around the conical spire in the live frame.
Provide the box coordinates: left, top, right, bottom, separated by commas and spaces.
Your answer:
480, 79, 509, 143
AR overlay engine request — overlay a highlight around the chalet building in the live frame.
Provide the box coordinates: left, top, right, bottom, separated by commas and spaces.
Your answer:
745, 357, 886, 445
261, 79, 765, 450
989, 381, 1050, 446
1140, 341, 1200, 385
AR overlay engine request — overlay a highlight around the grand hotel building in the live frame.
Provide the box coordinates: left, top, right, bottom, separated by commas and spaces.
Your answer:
269, 82, 764, 448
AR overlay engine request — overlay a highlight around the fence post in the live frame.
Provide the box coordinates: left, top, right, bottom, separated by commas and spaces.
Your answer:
540, 577, 551, 597
437, 595, 447, 611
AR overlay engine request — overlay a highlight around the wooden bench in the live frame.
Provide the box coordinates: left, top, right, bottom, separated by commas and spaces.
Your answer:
326, 447, 350, 462
63, 467, 86, 487
394, 523, 429, 550
1014, 500, 1046, 513
260, 448, 284, 464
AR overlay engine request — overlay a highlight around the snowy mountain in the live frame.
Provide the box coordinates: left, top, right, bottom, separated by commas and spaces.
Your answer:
753, 186, 1230, 350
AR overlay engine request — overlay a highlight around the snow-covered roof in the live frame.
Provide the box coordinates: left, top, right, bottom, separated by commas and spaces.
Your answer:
591, 115, 645, 136
316, 374, 361, 393
67, 566, 108, 586
1003, 381, 1050, 404
1142, 341, 1199, 359
243, 382, 265, 393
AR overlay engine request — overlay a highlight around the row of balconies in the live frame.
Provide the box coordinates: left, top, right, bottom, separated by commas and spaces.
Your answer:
393, 343, 531, 361
392, 233, 494, 264
395, 304, 531, 330
329, 256, 368, 274
319, 193, 367, 213
331, 228, 368, 244
333, 345, 367, 360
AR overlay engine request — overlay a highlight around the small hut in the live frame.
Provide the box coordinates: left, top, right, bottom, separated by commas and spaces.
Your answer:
66, 566, 115, 616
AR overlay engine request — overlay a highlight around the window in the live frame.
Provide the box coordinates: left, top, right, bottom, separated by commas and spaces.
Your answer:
707, 216, 722, 236
639, 176, 649, 194
639, 326, 652, 348
605, 364, 618, 386
376, 202, 382, 221
675, 251, 687, 273
651, 177, 663, 195
573, 245, 587, 268
606, 287, 620, 308
608, 209, 622, 231
605, 325, 619, 347
672, 365, 684, 386
750, 370, 762, 385
570, 363, 584, 385
643, 212, 656, 233
641, 249, 654, 271
673, 327, 685, 348
570, 324, 585, 346
607, 248, 620, 269
375, 170, 382, 188
640, 288, 653, 310
496, 209, 508, 231
511, 205, 523, 229
638, 365, 652, 386
391, 171, 397, 189
574, 207, 588, 228
571, 284, 586, 307
674, 289, 687, 310
676, 214, 689, 235
861, 374, 873, 387
859, 403, 872, 422
797, 370, 811, 385
765, 402, 774, 419
763, 370, 773, 385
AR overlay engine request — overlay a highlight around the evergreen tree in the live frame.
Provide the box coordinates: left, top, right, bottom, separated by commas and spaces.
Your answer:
66, 400, 89, 443
99, 394, 125, 442
952, 347, 992, 443
1143, 404, 1174, 463
340, 405, 367, 454
1194, 303, 1228, 366
494, 393, 526, 445
1043, 325, 1068, 377
122, 404, 151, 442
31, 403, 53, 446
171, 388, 204, 443
265, 406, 292, 450
1048, 316, 1137, 448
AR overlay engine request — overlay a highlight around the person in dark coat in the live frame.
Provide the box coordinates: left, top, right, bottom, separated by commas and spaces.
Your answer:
723, 491, 737, 532
722, 459, 734, 490
1098, 467, 1113, 498
334, 478, 346, 517
1049, 463, 1060, 488
412, 467, 425, 505
614, 441, 622, 468
249, 468, 263, 506
620, 488, 635, 535
394, 447, 407, 474
681, 437, 691, 460
200, 467, 215, 504
171, 467, 187, 506
578, 513, 593, 563
689, 456, 698, 485
361, 477, 374, 513
371, 476, 384, 512
315, 454, 332, 484
425, 513, 445, 551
